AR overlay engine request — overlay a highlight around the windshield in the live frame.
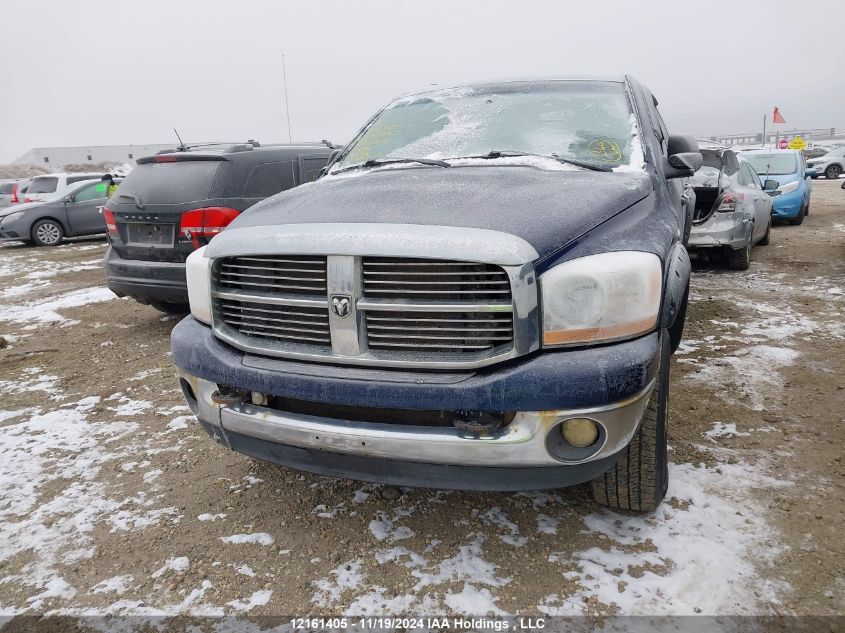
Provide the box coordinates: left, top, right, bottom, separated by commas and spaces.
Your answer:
333, 81, 640, 172
743, 153, 797, 176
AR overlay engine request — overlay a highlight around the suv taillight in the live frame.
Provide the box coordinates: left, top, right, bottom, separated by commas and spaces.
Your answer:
10, 184, 19, 203
103, 208, 119, 238
179, 207, 240, 249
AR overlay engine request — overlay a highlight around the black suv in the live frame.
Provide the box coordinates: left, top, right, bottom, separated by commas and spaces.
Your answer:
103, 142, 335, 313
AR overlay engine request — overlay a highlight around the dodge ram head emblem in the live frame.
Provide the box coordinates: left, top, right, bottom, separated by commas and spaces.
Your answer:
331, 295, 351, 318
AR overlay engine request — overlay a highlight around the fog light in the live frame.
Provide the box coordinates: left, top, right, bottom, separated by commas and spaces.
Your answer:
561, 418, 599, 448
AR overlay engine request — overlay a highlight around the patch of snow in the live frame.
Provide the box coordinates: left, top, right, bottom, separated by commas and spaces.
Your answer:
151, 556, 189, 578
220, 533, 274, 546
226, 589, 272, 612
704, 422, 751, 441
89, 575, 134, 596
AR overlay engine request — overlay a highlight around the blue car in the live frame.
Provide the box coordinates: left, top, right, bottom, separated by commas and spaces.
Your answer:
740, 149, 814, 225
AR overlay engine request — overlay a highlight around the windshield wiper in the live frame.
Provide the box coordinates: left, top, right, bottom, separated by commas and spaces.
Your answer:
118, 193, 145, 209
465, 150, 613, 172
334, 157, 451, 174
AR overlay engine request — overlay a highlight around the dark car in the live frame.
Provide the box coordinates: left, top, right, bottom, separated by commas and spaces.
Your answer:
172, 78, 701, 513
0, 178, 118, 246
103, 142, 335, 313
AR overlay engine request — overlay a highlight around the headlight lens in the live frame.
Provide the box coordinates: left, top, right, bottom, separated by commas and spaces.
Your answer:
186, 246, 212, 324
0, 212, 24, 224
540, 251, 662, 346
779, 180, 800, 194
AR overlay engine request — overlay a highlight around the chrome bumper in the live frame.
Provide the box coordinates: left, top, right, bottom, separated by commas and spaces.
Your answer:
181, 373, 654, 468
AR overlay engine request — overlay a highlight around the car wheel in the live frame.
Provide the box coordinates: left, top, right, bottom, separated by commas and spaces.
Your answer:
804, 201, 810, 216
590, 333, 670, 513
789, 204, 806, 226
149, 301, 190, 315
31, 219, 64, 247
825, 165, 841, 180
727, 241, 751, 270
759, 218, 771, 245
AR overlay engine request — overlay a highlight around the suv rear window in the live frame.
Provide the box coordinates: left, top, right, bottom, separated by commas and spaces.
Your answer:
117, 161, 223, 204
0, 184, 13, 194
28, 177, 59, 193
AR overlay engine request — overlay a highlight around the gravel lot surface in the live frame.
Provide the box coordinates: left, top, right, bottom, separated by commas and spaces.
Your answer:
0, 180, 842, 622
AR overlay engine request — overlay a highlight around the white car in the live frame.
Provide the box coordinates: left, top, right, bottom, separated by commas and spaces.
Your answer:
807, 147, 845, 180
24, 172, 110, 203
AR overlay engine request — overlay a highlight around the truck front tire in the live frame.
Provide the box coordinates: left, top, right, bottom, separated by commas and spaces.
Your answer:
590, 333, 670, 513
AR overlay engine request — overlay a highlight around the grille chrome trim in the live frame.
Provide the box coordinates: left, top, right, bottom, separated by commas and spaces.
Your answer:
210, 249, 539, 369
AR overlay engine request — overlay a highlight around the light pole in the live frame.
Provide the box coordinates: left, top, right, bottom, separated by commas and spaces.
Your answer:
282, 54, 292, 144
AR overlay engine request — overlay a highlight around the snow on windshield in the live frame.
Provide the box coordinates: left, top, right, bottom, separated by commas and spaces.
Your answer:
333, 82, 644, 173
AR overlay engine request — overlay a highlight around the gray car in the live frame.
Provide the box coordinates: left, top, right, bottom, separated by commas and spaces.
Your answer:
0, 179, 116, 246
687, 145, 773, 270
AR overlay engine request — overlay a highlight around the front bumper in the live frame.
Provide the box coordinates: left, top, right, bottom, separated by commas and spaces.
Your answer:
172, 317, 661, 489
0, 215, 31, 240
770, 188, 804, 219
104, 246, 188, 304
687, 211, 750, 250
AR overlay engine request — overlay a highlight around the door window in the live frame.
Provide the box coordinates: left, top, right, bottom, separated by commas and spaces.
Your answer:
243, 161, 295, 197
300, 156, 329, 183
73, 183, 107, 202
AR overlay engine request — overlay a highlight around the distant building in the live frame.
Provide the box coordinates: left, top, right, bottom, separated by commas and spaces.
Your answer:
13, 144, 175, 167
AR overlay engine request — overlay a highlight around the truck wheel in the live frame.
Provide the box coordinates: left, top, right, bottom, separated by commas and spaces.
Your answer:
149, 301, 190, 315
31, 219, 64, 247
759, 218, 771, 245
825, 164, 841, 180
590, 333, 670, 513
727, 241, 751, 270
789, 204, 806, 226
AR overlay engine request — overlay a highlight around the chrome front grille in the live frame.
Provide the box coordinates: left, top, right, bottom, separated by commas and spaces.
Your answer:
366, 310, 514, 352
217, 256, 327, 296
217, 298, 331, 347
211, 254, 535, 369
362, 258, 511, 300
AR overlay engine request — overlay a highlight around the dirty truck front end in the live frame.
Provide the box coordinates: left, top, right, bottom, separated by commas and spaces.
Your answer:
171, 78, 699, 512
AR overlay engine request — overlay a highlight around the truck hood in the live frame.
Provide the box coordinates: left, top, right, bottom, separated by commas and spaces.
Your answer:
228, 165, 652, 259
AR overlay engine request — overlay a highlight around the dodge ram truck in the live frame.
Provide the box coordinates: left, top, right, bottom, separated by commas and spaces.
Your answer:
171, 77, 702, 512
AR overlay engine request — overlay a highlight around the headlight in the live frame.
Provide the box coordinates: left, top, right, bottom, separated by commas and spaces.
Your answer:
779, 180, 800, 194
0, 212, 24, 225
540, 251, 662, 347
185, 246, 212, 324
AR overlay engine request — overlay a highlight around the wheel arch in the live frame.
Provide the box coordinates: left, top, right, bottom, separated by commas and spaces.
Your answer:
30, 216, 68, 240
659, 242, 690, 330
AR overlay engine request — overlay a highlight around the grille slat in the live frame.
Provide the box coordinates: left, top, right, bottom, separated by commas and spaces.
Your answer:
239, 329, 331, 344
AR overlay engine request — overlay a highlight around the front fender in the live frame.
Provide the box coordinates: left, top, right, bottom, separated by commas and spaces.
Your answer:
660, 243, 690, 329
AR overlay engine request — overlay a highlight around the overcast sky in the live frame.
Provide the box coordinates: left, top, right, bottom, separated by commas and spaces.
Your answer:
1, 0, 842, 163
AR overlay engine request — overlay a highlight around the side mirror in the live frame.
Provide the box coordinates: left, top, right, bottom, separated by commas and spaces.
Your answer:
664, 152, 703, 179
805, 168, 818, 178
64, 195, 73, 203
763, 179, 779, 191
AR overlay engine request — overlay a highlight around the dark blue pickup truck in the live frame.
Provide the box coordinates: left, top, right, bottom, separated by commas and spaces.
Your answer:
171, 77, 701, 512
